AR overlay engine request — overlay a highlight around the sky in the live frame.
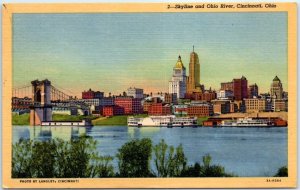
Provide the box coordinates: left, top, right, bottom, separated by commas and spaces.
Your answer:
13, 12, 287, 97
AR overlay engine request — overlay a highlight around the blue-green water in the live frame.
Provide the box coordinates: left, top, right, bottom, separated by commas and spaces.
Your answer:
13, 125, 287, 177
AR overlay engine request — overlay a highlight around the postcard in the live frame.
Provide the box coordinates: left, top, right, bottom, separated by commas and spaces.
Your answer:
2, 2, 297, 188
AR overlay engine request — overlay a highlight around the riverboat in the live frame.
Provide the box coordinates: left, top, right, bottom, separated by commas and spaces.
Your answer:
218, 118, 275, 127
127, 115, 197, 127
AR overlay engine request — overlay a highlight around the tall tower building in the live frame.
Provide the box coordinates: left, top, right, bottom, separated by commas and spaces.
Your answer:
270, 76, 283, 99
233, 76, 248, 101
186, 47, 202, 93
248, 83, 259, 98
169, 56, 187, 99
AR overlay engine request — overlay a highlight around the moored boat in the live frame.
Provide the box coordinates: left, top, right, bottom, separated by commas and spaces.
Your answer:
218, 118, 275, 127
127, 115, 197, 127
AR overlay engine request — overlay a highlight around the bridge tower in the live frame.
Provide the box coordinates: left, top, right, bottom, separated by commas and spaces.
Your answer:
30, 79, 52, 126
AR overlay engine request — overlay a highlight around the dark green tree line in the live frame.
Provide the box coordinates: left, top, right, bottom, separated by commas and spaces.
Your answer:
12, 136, 114, 178
12, 137, 285, 178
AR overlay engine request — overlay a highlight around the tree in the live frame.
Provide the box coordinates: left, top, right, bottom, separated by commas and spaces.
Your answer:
181, 154, 235, 177
153, 139, 168, 177
88, 155, 114, 177
181, 163, 201, 177
274, 166, 288, 177
12, 139, 34, 178
12, 135, 115, 178
200, 154, 235, 177
116, 138, 153, 177
153, 139, 187, 177
31, 140, 57, 178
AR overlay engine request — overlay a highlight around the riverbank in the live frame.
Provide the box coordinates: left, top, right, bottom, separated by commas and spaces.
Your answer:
12, 112, 287, 126
92, 114, 148, 125
12, 114, 98, 125
12, 113, 30, 125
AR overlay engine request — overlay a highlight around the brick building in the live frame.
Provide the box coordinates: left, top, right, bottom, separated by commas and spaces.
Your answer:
173, 104, 188, 115
164, 93, 178, 104
187, 103, 213, 117
244, 98, 266, 112
273, 99, 288, 112
148, 103, 172, 116
233, 76, 248, 101
185, 91, 216, 102
143, 101, 152, 113
102, 105, 125, 116
114, 96, 143, 115
82, 88, 95, 99
12, 97, 32, 109
220, 82, 233, 91
211, 100, 231, 114
82, 88, 104, 99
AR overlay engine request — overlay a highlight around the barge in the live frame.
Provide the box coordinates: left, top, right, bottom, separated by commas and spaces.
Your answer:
41, 119, 93, 127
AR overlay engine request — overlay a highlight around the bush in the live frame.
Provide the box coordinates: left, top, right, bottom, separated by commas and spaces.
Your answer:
12, 136, 114, 178
181, 154, 235, 177
274, 166, 288, 177
116, 138, 153, 177
153, 139, 187, 177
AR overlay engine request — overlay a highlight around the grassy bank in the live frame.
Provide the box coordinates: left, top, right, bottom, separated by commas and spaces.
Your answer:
12, 114, 98, 125
12, 113, 30, 125
12, 113, 208, 126
92, 114, 148, 126
92, 116, 128, 125
52, 114, 98, 121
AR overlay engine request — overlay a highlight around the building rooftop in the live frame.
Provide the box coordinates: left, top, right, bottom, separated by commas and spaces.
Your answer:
174, 55, 185, 69
273, 75, 281, 82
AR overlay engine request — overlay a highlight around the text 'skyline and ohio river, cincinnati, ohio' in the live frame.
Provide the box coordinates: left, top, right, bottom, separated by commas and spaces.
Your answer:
11, 12, 288, 177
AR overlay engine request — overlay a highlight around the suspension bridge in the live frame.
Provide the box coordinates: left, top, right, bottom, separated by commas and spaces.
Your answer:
12, 79, 90, 125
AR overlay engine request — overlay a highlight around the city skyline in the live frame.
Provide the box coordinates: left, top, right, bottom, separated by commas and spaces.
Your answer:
13, 13, 287, 96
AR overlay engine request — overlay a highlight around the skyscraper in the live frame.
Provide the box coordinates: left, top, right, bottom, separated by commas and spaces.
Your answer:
169, 56, 187, 99
186, 47, 202, 93
233, 76, 248, 101
248, 83, 259, 98
270, 76, 283, 99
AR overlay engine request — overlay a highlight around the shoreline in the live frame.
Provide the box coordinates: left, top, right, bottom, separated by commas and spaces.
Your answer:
12, 112, 288, 126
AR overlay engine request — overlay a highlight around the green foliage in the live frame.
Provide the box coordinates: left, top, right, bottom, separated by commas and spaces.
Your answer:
12, 113, 30, 125
116, 138, 153, 177
153, 139, 187, 177
181, 154, 235, 177
12, 137, 238, 178
92, 114, 148, 126
274, 166, 288, 177
31, 140, 57, 177
197, 117, 209, 126
52, 114, 98, 122
12, 136, 114, 178
12, 139, 34, 177
12, 114, 98, 125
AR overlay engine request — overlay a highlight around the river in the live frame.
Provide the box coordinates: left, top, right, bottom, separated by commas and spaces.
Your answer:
13, 125, 287, 177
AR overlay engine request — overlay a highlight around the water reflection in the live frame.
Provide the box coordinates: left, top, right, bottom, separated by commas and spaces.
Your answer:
13, 125, 287, 176
13, 126, 88, 142
127, 126, 161, 139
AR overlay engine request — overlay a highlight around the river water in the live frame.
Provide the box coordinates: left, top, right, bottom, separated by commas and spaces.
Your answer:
13, 125, 287, 177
